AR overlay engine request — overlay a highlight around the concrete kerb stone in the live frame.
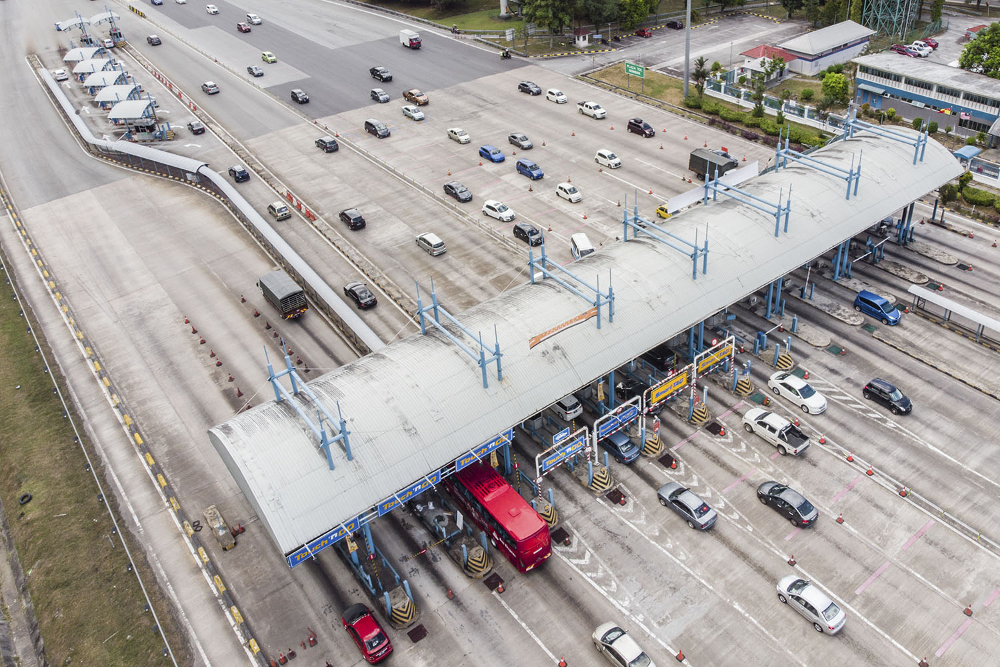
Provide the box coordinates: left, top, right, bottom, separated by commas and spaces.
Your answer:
815, 268, 900, 305
788, 290, 865, 326
764, 316, 831, 348
873, 259, 930, 285
906, 240, 960, 266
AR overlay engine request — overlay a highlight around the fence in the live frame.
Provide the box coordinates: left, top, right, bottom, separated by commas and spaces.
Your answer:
704, 78, 847, 132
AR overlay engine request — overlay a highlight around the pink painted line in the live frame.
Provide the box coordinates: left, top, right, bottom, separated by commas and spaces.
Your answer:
670, 431, 698, 451
902, 520, 936, 551
722, 468, 755, 495
769, 450, 781, 460
935, 618, 973, 658
831, 473, 865, 503
716, 399, 745, 420
982, 584, 1000, 608
783, 526, 802, 541
854, 560, 891, 596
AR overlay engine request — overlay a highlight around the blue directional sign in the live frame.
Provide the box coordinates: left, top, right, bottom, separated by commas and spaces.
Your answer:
597, 415, 621, 439
553, 427, 571, 445
286, 515, 360, 568
455, 429, 514, 471
541, 435, 586, 473
377, 470, 442, 516
618, 405, 639, 424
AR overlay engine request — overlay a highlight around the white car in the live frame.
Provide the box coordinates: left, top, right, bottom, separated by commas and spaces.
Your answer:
595, 149, 621, 169
593, 623, 655, 667
247, 13, 262, 24
402, 105, 424, 120
767, 371, 827, 414
776, 576, 846, 635
551, 395, 583, 420
447, 127, 470, 144
205, 4, 218, 14
482, 200, 514, 222
556, 182, 581, 203
101, 38, 115, 48
907, 41, 931, 57
546, 88, 567, 103
51, 68, 69, 81
175, 0, 186, 3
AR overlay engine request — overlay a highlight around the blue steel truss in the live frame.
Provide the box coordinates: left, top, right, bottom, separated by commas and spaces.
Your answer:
702, 166, 792, 238
774, 127, 862, 200
621, 196, 709, 280
526, 244, 615, 327
265, 343, 351, 470
415, 278, 503, 389
843, 104, 928, 165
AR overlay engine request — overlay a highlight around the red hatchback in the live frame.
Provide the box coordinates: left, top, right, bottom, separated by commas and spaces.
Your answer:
237, 22, 251, 33
342, 603, 392, 663
918, 37, 939, 49
635, 28, 652, 37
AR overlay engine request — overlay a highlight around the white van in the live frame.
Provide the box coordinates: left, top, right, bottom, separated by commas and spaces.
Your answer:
571, 233, 594, 259
552, 394, 583, 420
267, 202, 291, 220
595, 149, 621, 169
556, 182, 582, 203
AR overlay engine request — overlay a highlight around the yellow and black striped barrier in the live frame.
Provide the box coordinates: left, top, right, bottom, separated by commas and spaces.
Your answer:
390, 596, 417, 628
463, 545, 493, 578
690, 403, 710, 425
776, 352, 794, 370
531, 46, 617, 58
642, 434, 663, 456
536, 499, 559, 528
735, 376, 754, 396
589, 464, 613, 492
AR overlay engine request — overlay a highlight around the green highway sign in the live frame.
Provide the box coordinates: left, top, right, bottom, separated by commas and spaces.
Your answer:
625, 62, 645, 78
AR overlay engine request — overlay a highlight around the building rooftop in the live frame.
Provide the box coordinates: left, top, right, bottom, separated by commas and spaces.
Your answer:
853, 53, 1000, 100
740, 45, 799, 62
780, 20, 875, 56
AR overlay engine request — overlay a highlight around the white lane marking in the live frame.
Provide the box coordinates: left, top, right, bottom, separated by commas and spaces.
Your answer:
491, 590, 560, 664
598, 170, 669, 202
634, 157, 687, 180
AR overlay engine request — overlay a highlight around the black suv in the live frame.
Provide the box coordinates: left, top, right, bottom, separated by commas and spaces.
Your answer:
863, 378, 912, 414
364, 119, 390, 138
513, 222, 543, 246
666, 20, 684, 29
641, 343, 676, 373
344, 282, 377, 309
339, 208, 366, 230
518, 81, 542, 95
228, 165, 250, 182
315, 136, 339, 152
369, 66, 392, 82
627, 118, 655, 137
443, 181, 472, 202
615, 378, 662, 413
291, 88, 309, 104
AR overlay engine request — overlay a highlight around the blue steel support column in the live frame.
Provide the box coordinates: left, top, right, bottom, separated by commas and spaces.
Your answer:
764, 281, 775, 320
502, 441, 512, 476
687, 327, 695, 361
461, 544, 468, 567
403, 580, 413, 602
907, 202, 916, 243
697, 321, 705, 354
841, 240, 851, 277
774, 276, 784, 315
604, 451, 610, 469
931, 198, 938, 220
384, 592, 392, 614
588, 459, 594, 486
362, 523, 375, 555
831, 243, 842, 281
608, 370, 616, 409
480, 531, 489, 552
548, 488, 555, 506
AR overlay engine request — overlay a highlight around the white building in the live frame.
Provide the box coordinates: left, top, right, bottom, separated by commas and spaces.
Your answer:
779, 20, 876, 76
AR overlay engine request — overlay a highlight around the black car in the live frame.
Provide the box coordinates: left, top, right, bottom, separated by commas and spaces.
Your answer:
513, 222, 543, 246
863, 378, 912, 414
508, 132, 533, 149
291, 88, 309, 104
247, 65, 264, 77
339, 208, 366, 230
757, 481, 819, 527
228, 165, 250, 182
627, 118, 655, 137
518, 81, 542, 95
615, 378, 654, 409
443, 181, 472, 203
316, 136, 339, 152
364, 119, 390, 138
187, 120, 206, 135
344, 282, 377, 309
641, 342, 676, 373
370, 66, 392, 82
666, 20, 684, 29
147, 35, 162, 45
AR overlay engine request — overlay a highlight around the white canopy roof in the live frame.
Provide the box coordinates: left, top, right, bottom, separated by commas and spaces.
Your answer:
56, 17, 89, 31
94, 84, 140, 103
108, 99, 152, 120
63, 47, 102, 62
83, 71, 128, 88
73, 58, 117, 74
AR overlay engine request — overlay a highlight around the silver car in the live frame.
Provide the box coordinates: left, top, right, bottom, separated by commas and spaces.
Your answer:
592, 623, 654, 667
657, 483, 717, 530
776, 576, 846, 635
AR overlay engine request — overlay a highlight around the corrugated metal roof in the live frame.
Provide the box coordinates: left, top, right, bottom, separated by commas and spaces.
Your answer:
83, 71, 128, 87
779, 20, 875, 56
853, 53, 1000, 101
72, 58, 116, 74
209, 130, 963, 558
63, 47, 102, 62
94, 84, 139, 103
108, 99, 152, 120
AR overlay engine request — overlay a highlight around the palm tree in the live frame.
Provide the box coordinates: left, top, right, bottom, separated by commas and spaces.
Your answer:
692, 56, 709, 97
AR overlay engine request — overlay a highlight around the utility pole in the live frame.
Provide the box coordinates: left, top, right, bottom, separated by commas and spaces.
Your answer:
683, 0, 692, 98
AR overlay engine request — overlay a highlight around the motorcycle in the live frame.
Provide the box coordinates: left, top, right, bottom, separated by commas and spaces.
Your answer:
500, 49, 511, 60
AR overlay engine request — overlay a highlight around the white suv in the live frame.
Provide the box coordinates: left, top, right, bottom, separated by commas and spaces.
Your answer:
595, 149, 621, 169
551, 395, 583, 420
482, 200, 515, 222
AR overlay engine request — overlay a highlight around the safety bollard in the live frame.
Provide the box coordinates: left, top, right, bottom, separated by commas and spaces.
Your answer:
688, 395, 695, 420
548, 488, 555, 505
481, 531, 489, 552
791, 315, 798, 333
809, 283, 815, 300
773, 346, 780, 367
403, 580, 413, 601
604, 451, 610, 469
461, 544, 469, 566
588, 459, 594, 486
785, 336, 792, 353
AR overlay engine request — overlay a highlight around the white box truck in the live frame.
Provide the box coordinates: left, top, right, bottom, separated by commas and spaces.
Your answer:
399, 29, 421, 49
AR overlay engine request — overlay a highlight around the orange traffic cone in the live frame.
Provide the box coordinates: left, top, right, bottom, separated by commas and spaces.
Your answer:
819, 434, 826, 444
803, 371, 809, 379
836, 513, 844, 524
846, 451, 853, 462
866, 465, 874, 476
787, 554, 796, 566
683, 135, 687, 140
496, 582, 505, 593
676, 650, 684, 662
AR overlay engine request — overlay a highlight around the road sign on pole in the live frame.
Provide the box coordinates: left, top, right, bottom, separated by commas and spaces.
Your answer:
505, 28, 515, 42
625, 62, 645, 78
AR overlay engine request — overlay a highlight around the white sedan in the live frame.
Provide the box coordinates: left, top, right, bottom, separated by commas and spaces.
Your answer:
205, 4, 218, 14
447, 127, 470, 144
546, 88, 567, 103
777, 576, 846, 635
51, 68, 69, 81
482, 200, 514, 222
593, 623, 655, 667
247, 13, 262, 24
402, 105, 424, 121
767, 371, 827, 414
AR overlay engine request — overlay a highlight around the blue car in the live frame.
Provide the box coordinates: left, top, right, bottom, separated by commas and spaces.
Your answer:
516, 158, 544, 180
600, 431, 640, 464
853, 290, 901, 325
479, 145, 505, 163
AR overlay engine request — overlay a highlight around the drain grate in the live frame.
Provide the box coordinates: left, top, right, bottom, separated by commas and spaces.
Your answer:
407, 625, 428, 643
789, 368, 806, 378
927, 282, 941, 291
483, 572, 504, 591
551, 527, 569, 545
605, 488, 624, 504
658, 453, 676, 468
861, 323, 876, 333
826, 345, 844, 356
705, 422, 722, 435
748, 391, 768, 404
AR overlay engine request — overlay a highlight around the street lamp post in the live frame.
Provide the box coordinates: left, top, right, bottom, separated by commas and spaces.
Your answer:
683, 0, 692, 98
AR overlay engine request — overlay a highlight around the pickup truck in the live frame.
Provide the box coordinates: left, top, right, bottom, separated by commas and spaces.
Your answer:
742, 408, 810, 456
577, 101, 607, 119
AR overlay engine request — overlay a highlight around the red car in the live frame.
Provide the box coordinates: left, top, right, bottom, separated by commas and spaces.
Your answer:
342, 603, 392, 663
237, 22, 251, 33
889, 43, 917, 57
635, 28, 652, 37
918, 37, 939, 49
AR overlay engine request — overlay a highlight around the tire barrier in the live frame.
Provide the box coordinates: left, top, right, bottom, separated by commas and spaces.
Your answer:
735, 376, 754, 396
18, 493, 32, 505
588, 465, 613, 493
642, 435, 663, 456
775, 352, 794, 370
535, 499, 559, 529
463, 545, 493, 578
690, 403, 710, 426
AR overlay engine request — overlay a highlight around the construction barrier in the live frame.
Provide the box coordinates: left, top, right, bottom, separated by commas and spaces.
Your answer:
690, 403, 710, 425
588, 465, 613, 493
463, 545, 493, 578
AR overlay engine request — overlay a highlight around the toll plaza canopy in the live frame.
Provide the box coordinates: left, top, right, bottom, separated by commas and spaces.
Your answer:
108, 100, 153, 121
83, 71, 128, 88
209, 130, 962, 564
94, 84, 140, 104
63, 47, 102, 62
73, 58, 116, 75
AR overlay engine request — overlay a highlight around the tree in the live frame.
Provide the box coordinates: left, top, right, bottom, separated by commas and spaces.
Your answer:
931, 0, 944, 21
800, 87, 815, 101
751, 78, 766, 117
802, 0, 822, 25
781, 88, 792, 101
820, 0, 842, 26
692, 56, 710, 96
711, 61, 723, 74
523, 0, 574, 46
617, 0, 650, 29
821, 72, 849, 103
912, 117, 924, 130
959, 22, 1000, 78
928, 120, 938, 134
780, 0, 803, 19
849, 0, 863, 22
945, 125, 952, 136
574, 0, 620, 28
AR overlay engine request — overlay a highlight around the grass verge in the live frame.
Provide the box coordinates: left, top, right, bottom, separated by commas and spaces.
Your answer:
0, 249, 188, 666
